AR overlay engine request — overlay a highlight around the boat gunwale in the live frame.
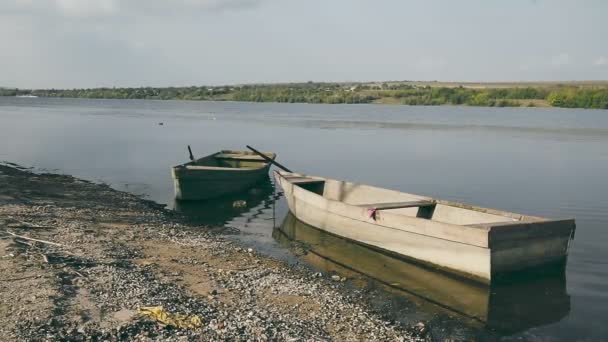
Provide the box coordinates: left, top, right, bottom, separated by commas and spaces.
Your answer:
172, 150, 276, 174
276, 171, 572, 224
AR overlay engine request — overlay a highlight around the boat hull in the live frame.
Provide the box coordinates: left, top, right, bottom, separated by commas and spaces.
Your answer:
275, 171, 575, 283
172, 164, 271, 200
274, 213, 571, 333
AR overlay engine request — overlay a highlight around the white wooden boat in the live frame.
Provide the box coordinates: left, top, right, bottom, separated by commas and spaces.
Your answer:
274, 171, 576, 283
172, 150, 275, 200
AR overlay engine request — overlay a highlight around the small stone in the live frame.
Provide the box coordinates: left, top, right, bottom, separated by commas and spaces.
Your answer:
331, 275, 341, 281
247, 248, 253, 253
415, 322, 427, 334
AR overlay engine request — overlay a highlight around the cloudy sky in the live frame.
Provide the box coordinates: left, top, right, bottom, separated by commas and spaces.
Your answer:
1, 0, 607, 88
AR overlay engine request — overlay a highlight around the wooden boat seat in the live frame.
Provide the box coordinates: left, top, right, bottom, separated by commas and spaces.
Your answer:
185, 165, 257, 170
357, 200, 435, 210
214, 154, 267, 161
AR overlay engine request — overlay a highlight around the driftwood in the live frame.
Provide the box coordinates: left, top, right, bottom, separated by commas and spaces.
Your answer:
0, 275, 41, 282
3, 230, 66, 247
14, 239, 33, 247
8, 219, 53, 229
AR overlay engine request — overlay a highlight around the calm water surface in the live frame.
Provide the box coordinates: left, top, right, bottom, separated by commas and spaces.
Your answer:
1, 97, 607, 340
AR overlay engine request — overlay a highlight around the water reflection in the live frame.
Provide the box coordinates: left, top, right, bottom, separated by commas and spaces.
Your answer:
274, 213, 570, 335
173, 176, 275, 226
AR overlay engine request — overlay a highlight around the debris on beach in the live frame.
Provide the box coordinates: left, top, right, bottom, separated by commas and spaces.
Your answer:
138, 306, 203, 329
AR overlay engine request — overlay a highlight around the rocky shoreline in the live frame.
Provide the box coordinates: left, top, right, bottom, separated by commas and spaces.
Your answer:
0, 164, 426, 341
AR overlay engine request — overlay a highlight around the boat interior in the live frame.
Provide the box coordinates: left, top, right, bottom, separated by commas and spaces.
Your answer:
283, 174, 542, 227
184, 150, 276, 169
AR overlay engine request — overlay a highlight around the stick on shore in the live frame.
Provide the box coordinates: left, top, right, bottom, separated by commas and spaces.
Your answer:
3, 230, 66, 247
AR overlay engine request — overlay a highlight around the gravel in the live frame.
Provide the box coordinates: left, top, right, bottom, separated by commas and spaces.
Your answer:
0, 163, 427, 341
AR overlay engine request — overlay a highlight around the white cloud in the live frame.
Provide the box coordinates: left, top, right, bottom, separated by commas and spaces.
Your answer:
55, 0, 117, 17
550, 53, 571, 67
594, 56, 608, 66
518, 55, 542, 71
1, 1, 607, 88
0, 0, 266, 17
415, 58, 448, 71
172, 0, 263, 10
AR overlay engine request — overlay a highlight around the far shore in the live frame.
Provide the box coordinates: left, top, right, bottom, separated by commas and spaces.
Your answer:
9, 93, 608, 111
2, 80, 608, 109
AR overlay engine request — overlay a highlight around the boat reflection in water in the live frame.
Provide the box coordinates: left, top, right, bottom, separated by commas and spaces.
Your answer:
274, 213, 571, 335
174, 175, 275, 227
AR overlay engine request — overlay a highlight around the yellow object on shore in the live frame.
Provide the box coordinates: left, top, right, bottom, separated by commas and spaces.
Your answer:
138, 306, 203, 329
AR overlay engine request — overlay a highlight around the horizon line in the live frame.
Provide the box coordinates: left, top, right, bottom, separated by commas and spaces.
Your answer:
4, 79, 608, 90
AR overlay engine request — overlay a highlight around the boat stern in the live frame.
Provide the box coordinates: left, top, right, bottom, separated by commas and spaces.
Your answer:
488, 218, 576, 276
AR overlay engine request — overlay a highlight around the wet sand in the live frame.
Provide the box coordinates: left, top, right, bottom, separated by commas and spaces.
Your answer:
0, 164, 424, 341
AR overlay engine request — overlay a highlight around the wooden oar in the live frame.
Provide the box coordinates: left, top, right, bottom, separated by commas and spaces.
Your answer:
187, 145, 195, 161
246, 145, 293, 173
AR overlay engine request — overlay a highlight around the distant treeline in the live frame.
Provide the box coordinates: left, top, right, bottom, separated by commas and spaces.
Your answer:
2, 83, 607, 109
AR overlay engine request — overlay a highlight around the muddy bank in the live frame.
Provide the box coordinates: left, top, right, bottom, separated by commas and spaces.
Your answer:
0, 164, 426, 341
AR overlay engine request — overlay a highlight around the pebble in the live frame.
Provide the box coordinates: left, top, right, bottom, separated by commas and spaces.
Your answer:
0, 164, 418, 342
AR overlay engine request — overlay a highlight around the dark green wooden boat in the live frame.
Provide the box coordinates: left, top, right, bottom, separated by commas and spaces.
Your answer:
172, 150, 276, 200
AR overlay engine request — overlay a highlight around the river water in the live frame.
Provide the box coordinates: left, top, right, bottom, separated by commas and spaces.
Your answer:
1, 97, 607, 340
